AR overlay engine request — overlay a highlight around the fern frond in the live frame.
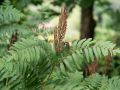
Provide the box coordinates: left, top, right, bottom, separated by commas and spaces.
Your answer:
0, 4, 24, 25
54, 39, 117, 76
0, 38, 53, 90
72, 39, 116, 62
0, 24, 33, 38
48, 71, 83, 90
0, 43, 7, 57
9, 38, 54, 56
50, 73, 120, 90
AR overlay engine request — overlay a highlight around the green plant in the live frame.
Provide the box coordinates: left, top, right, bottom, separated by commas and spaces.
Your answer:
0, 0, 36, 57
49, 72, 120, 90
0, 1, 120, 90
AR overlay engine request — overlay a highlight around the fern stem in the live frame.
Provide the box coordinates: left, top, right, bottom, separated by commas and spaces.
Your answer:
41, 64, 55, 89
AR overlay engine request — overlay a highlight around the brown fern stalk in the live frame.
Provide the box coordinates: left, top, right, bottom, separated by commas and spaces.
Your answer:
103, 53, 112, 75
84, 58, 98, 76
7, 30, 18, 50
58, 6, 68, 41
84, 53, 112, 76
54, 6, 68, 54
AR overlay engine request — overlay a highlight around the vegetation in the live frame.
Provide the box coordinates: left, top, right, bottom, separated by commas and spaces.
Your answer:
0, 0, 120, 90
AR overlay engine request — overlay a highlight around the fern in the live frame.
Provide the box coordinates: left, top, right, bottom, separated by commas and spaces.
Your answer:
0, 24, 33, 37
2, 37, 118, 90
0, 1, 37, 57
0, 38, 53, 90
49, 72, 120, 90
0, 2, 24, 25
0, 3, 120, 90
72, 38, 116, 62
53, 39, 117, 77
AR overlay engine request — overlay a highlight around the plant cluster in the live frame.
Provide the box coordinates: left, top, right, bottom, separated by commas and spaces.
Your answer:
0, 1, 120, 90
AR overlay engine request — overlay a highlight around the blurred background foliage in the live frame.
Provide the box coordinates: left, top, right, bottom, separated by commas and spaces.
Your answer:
0, 0, 120, 76
3, 0, 119, 41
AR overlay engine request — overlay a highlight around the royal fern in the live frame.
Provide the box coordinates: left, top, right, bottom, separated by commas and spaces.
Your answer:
0, 2, 120, 90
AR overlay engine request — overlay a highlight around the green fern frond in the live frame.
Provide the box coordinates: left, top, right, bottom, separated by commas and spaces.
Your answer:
0, 43, 7, 57
0, 38, 53, 90
54, 39, 117, 76
50, 73, 120, 90
0, 24, 34, 55
72, 39, 116, 62
0, 24, 32, 38
0, 4, 24, 25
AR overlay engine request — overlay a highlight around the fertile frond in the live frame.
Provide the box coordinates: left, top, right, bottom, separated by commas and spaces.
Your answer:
54, 6, 68, 53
